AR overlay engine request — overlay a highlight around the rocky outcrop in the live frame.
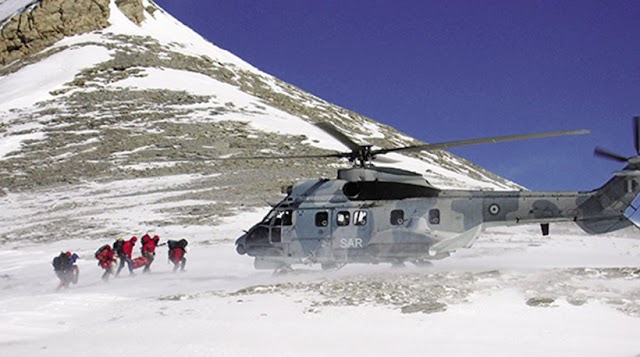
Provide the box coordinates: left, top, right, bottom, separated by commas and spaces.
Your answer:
0, 0, 149, 66
0, 0, 111, 66
115, 0, 144, 25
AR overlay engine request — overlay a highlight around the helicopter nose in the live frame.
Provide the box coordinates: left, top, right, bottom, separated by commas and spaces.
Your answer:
235, 234, 247, 255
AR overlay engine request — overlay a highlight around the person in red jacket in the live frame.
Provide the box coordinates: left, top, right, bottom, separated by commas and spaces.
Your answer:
95, 244, 116, 281
116, 236, 137, 276
168, 239, 188, 272
140, 234, 160, 273
140, 233, 152, 246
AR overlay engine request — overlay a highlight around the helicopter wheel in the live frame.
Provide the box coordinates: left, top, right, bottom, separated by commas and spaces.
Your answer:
272, 265, 294, 276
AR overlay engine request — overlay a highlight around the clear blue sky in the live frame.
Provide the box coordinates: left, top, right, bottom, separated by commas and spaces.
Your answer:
153, 0, 639, 191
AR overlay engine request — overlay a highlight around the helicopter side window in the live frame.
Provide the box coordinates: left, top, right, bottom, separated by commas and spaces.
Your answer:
315, 212, 329, 227
336, 211, 350, 226
390, 209, 404, 225
353, 210, 367, 226
270, 227, 282, 243
429, 209, 440, 225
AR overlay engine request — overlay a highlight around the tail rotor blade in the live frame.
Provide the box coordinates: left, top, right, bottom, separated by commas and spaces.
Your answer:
594, 147, 629, 163
634, 116, 640, 155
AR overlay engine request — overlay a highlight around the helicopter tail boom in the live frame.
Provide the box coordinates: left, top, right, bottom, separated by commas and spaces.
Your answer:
477, 170, 640, 235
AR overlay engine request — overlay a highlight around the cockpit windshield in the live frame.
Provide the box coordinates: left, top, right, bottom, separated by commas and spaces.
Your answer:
260, 205, 293, 226
261, 208, 277, 224
275, 210, 293, 226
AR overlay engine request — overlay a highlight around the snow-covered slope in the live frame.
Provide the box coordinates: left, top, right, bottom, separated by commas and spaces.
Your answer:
0, 0, 519, 243
0, 0, 514, 189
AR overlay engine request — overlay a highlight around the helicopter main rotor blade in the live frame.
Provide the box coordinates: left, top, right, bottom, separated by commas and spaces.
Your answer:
594, 147, 629, 163
203, 152, 347, 161
371, 156, 400, 164
373, 129, 590, 156
315, 122, 364, 152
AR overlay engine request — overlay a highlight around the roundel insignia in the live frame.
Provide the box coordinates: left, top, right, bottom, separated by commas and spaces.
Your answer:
488, 204, 500, 215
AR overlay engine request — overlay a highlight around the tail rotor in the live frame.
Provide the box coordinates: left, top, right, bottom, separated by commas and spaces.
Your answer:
594, 116, 640, 167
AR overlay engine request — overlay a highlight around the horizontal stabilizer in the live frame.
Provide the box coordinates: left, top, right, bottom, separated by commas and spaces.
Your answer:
613, 170, 640, 177
576, 216, 634, 235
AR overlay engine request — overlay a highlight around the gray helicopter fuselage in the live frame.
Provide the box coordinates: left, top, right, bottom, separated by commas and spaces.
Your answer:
235, 167, 640, 270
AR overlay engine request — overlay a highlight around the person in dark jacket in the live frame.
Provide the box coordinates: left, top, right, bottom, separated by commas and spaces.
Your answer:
168, 239, 188, 272
113, 237, 125, 258
116, 236, 137, 276
52, 251, 79, 289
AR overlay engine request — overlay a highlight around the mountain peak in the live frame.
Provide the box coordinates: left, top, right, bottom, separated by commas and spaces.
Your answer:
0, 0, 518, 242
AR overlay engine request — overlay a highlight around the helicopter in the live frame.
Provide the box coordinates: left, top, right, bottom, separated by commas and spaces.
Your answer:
234, 118, 640, 271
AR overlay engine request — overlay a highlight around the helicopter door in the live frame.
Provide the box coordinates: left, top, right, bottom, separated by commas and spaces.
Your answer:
333, 209, 371, 251
303, 210, 331, 239
270, 209, 293, 244
288, 209, 332, 257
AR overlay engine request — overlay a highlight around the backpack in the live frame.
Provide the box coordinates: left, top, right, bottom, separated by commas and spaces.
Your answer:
95, 244, 109, 259
167, 239, 187, 249
52, 253, 68, 271
113, 240, 124, 254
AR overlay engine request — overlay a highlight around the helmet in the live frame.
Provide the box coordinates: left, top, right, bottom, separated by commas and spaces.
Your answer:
65, 251, 72, 257
117, 237, 124, 242
131, 236, 138, 242
153, 235, 160, 240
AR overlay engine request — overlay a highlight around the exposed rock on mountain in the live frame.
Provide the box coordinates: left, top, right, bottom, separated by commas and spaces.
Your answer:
0, 0, 147, 66
0, 0, 110, 65
115, 0, 143, 24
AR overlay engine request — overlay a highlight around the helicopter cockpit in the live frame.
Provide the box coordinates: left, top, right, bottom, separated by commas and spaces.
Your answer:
235, 202, 294, 256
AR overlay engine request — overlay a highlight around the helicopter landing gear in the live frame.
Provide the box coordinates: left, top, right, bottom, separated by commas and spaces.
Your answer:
391, 260, 406, 269
321, 262, 346, 271
411, 259, 433, 268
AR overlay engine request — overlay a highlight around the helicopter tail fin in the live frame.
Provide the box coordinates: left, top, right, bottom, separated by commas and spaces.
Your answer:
579, 116, 640, 234
576, 170, 640, 234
